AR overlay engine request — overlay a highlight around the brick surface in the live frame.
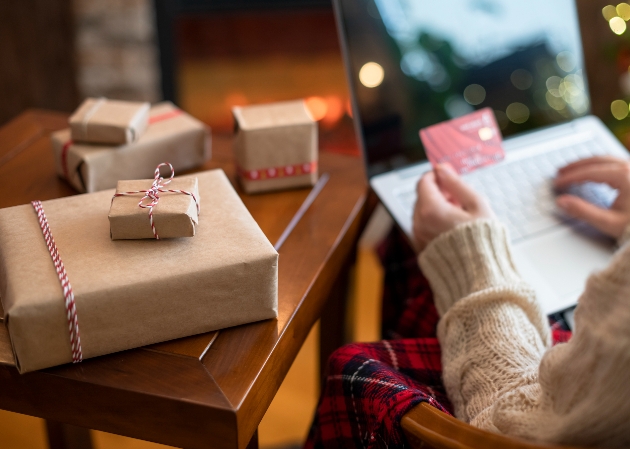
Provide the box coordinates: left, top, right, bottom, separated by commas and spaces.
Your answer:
73, 0, 159, 102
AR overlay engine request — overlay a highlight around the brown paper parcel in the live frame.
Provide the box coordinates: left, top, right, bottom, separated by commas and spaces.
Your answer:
109, 177, 200, 240
0, 169, 278, 373
233, 100, 318, 194
69, 98, 150, 145
52, 102, 211, 193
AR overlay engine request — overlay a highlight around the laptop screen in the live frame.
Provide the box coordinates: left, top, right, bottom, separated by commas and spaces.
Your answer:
335, 0, 590, 177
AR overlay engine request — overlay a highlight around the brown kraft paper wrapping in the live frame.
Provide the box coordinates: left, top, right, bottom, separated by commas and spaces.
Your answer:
69, 98, 151, 145
0, 169, 278, 373
109, 177, 200, 240
233, 100, 318, 194
52, 102, 211, 193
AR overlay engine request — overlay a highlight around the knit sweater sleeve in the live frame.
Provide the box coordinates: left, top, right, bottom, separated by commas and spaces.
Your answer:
418, 219, 630, 447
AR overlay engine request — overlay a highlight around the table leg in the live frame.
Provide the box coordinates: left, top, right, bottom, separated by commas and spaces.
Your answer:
245, 429, 259, 449
319, 261, 352, 379
45, 420, 93, 449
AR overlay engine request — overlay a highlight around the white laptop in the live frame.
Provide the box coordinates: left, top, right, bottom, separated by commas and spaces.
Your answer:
333, 0, 629, 319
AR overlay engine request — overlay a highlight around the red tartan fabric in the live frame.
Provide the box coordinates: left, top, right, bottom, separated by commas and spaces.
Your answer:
305, 228, 572, 449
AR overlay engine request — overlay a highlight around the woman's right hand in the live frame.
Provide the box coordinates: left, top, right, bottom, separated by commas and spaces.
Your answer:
554, 156, 630, 239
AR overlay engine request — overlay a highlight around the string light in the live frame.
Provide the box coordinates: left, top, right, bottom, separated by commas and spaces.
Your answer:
610, 16, 627, 34
603, 5, 618, 20
617, 2, 630, 20
611, 99, 629, 120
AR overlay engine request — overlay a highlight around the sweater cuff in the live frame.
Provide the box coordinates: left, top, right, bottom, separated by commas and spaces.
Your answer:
418, 219, 523, 317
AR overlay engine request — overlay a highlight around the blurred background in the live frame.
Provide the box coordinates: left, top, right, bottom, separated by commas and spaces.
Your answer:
1, 0, 630, 448
2, 0, 630, 148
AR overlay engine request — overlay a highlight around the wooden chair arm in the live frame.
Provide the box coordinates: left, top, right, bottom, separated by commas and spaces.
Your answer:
401, 402, 587, 449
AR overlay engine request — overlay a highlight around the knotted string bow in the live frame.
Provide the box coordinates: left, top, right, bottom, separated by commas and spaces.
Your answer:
112, 162, 200, 239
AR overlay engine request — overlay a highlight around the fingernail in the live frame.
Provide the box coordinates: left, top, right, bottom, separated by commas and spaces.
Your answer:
437, 163, 454, 175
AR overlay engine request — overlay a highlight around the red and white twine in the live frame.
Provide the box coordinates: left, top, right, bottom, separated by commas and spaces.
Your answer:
112, 162, 199, 239
31, 200, 83, 363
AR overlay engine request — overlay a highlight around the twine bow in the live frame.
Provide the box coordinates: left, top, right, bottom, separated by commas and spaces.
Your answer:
112, 163, 200, 239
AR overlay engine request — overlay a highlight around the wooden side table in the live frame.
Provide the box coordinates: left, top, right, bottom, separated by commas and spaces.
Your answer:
0, 110, 372, 449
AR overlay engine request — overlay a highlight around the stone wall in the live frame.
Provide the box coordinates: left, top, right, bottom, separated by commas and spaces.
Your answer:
73, 0, 160, 103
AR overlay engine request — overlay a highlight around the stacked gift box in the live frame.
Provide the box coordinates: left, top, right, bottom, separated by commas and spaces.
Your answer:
52, 99, 212, 193
0, 98, 280, 373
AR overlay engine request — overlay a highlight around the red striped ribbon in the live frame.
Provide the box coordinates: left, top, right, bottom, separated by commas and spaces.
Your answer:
31, 200, 83, 364
238, 161, 317, 181
148, 109, 183, 124
111, 162, 200, 240
61, 108, 184, 183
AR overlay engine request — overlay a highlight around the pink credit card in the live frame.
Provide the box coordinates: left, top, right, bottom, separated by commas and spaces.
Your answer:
419, 107, 504, 174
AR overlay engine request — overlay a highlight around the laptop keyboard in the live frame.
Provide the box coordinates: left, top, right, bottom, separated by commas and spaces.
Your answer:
395, 140, 618, 242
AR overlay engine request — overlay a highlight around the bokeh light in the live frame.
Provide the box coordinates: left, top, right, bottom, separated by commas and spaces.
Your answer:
611, 99, 629, 120
463, 84, 486, 105
546, 76, 563, 97
359, 62, 384, 88
445, 95, 473, 118
610, 16, 627, 34
617, 2, 630, 20
556, 52, 576, 73
603, 5, 618, 20
510, 69, 533, 90
506, 102, 530, 124
546, 91, 566, 111
321, 95, 344, 128
493, 110, 509, 130
305, 96, 328, 121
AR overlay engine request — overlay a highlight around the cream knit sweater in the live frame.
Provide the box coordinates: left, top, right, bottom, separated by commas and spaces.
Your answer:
418, 219, 630, 447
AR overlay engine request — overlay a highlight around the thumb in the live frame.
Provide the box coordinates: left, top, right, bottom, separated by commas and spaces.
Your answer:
435, 164, 482, 211
556, 195, 625, 238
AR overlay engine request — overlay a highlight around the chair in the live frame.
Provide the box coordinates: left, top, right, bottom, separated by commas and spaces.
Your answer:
401, 402, 585, 449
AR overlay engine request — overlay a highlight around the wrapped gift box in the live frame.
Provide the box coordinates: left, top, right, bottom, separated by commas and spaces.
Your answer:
52, 102, 211, 193
0, 169, 277, 373
233, 100, 318, 194
109, 176, 200, 240
70, 98, 150, 145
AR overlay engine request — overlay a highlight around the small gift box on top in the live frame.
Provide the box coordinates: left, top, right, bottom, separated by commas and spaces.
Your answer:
233, 100, 318, 194
109, 163, 200, 240
69, 98, 150, 145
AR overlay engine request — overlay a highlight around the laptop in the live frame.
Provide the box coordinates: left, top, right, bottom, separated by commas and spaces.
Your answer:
333, 0, 629, 319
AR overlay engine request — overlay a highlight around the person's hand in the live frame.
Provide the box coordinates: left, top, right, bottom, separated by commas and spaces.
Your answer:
413, 164, 494, 251
555, 156, 630, 239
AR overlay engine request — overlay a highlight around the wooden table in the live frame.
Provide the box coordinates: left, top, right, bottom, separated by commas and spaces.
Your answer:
0, 111, 371, 449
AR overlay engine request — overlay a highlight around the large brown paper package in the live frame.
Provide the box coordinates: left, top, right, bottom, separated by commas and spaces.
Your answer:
109, 177, 200, 240
69, 98, 151, 145
233, 100, 318, 194
52, 102, 211, 193
0, 170, 278, 373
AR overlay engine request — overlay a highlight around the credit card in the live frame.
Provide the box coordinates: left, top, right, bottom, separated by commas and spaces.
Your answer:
419, 107, 504, 174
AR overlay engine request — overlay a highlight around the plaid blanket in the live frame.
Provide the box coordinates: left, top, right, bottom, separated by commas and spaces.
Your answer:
305, 228, 572, 449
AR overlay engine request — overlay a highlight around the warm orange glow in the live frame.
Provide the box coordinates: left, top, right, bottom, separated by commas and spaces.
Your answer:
305, 96, 328, 121
224, 92, 248, 107
321, 96, 344, 128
